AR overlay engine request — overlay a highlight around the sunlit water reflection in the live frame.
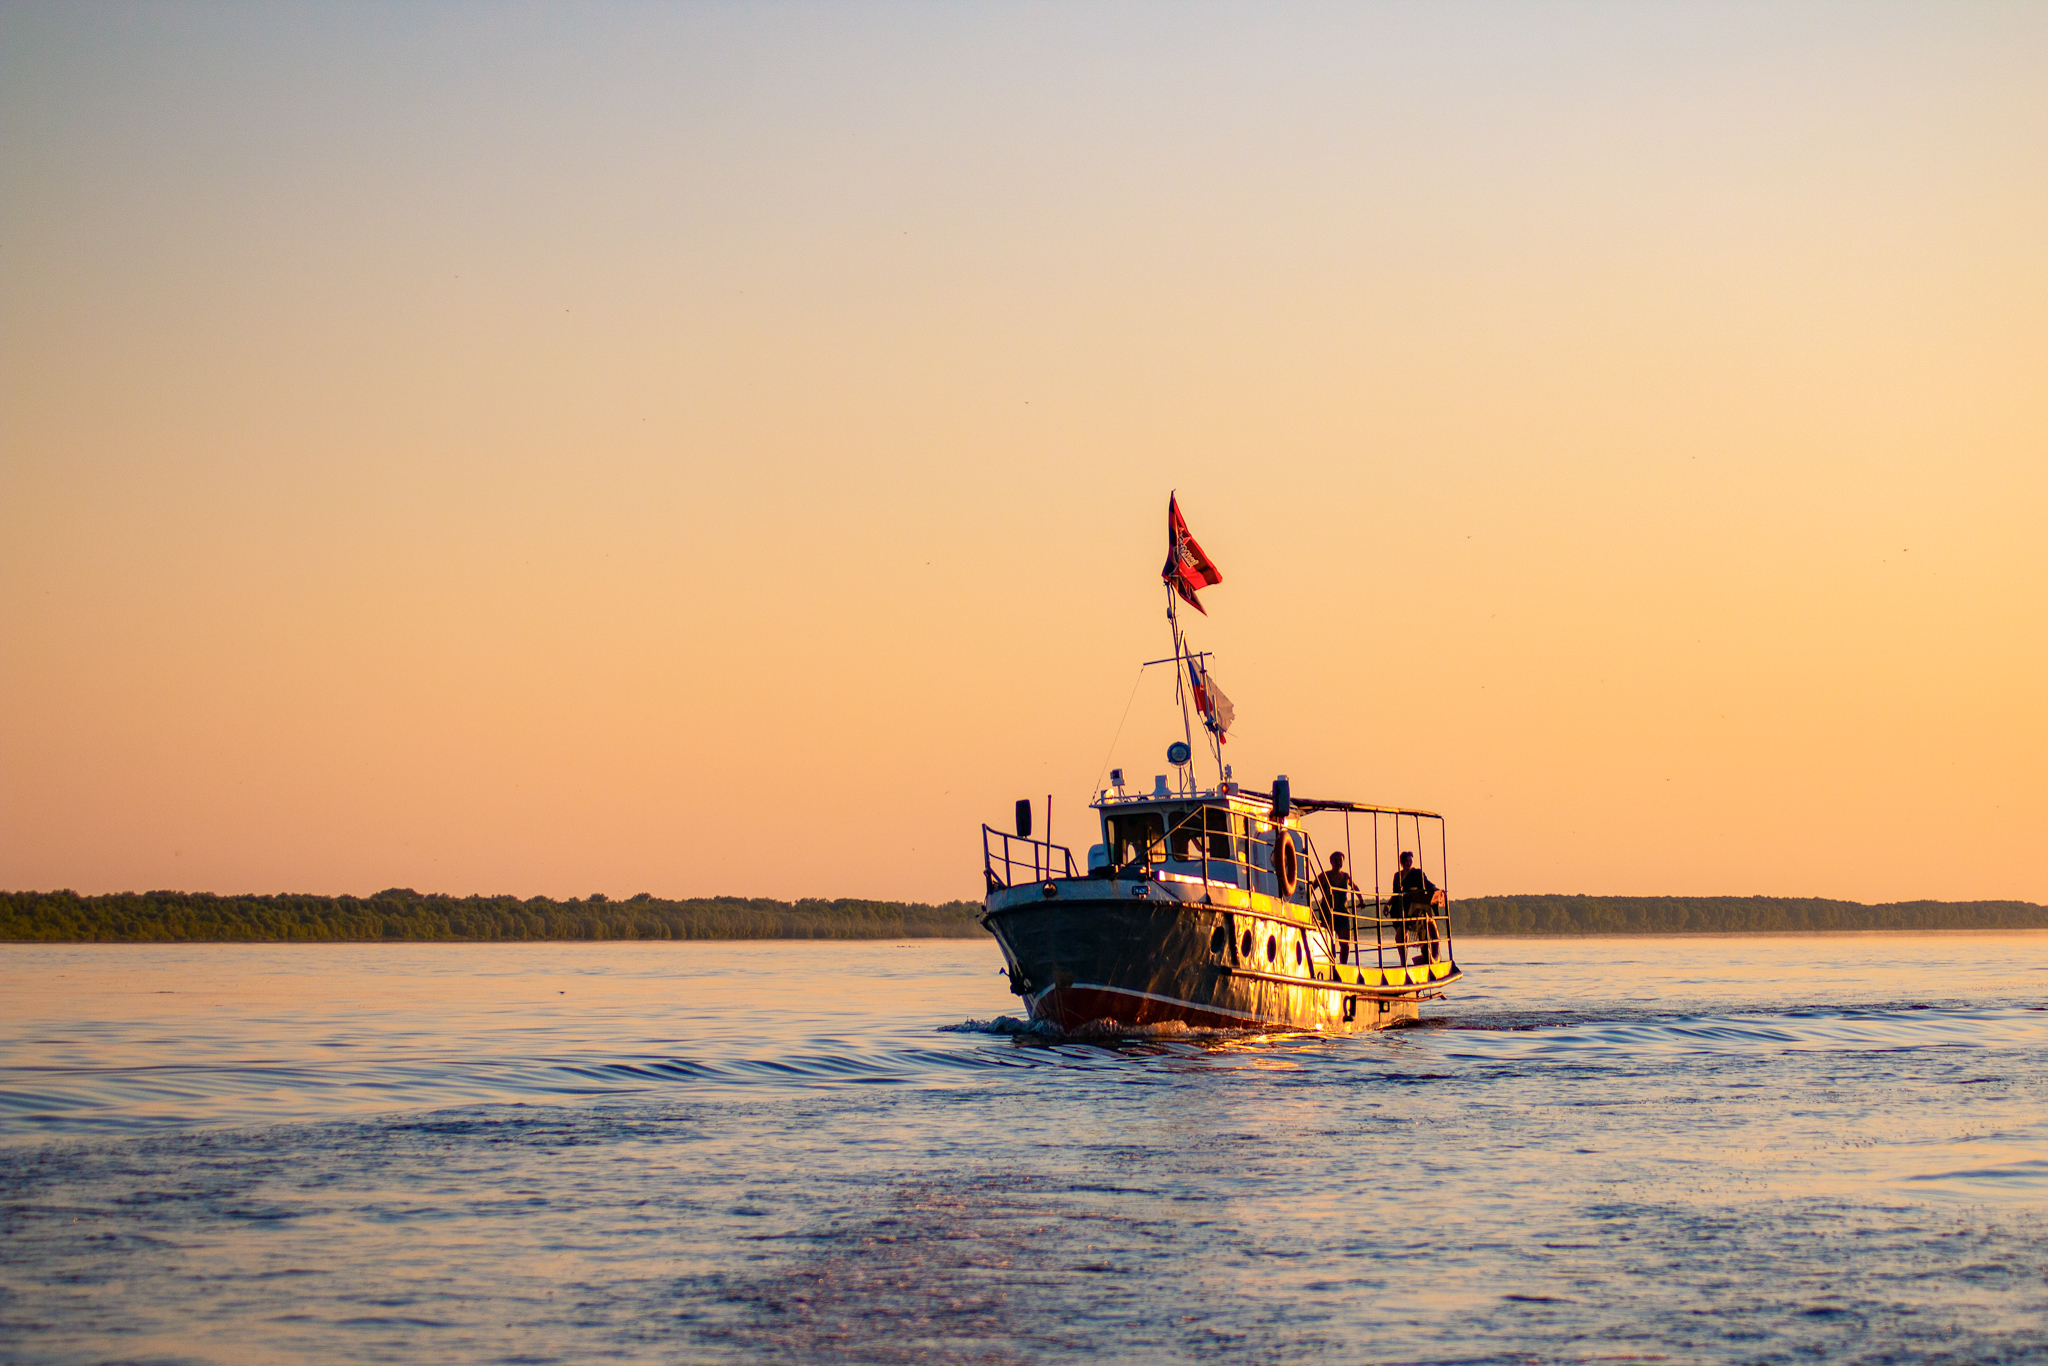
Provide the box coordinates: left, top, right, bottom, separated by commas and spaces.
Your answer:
4, 933, 2047, 1363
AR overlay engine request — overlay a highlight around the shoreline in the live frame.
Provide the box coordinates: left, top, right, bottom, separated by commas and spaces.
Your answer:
6, 925, 2048, 948
5, 890, 2042, 944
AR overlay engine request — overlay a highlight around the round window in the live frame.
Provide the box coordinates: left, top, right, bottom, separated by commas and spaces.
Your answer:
1209, 925, 1227, 954
1295, 939, 1304, 967
1242, 930, 1254, 957
1266, 935, 1278, 963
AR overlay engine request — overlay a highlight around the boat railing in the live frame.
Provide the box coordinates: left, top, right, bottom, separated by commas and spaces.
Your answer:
1321, 890, 1456, 971
982, 825, 1079, 890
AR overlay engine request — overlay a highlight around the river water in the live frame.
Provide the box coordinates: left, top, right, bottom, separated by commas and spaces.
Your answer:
4, 933, 2046, 1364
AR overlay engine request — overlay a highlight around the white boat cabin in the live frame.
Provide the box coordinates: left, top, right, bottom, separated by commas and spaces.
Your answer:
1092, 786, 1314, 906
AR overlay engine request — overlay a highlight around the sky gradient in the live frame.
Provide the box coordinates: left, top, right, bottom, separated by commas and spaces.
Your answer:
3, 3, 2043, 904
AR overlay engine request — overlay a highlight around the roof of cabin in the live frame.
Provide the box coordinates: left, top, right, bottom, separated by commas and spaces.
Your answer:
1092, 790, 1442, 822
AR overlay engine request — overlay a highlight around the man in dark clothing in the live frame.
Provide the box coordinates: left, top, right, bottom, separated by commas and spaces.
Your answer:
1393, 851, 1440, 965
1314, 852, 1358, 963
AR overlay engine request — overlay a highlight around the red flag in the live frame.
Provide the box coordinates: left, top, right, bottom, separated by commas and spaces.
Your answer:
1162, 494, 1223, 614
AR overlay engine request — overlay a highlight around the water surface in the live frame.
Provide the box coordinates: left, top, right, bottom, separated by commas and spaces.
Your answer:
4, 933, 2046, 1363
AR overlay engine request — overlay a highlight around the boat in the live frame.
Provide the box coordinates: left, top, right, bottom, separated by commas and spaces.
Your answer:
977, 495, 1461, 1033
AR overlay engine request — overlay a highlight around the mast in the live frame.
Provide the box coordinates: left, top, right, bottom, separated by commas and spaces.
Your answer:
1166, 585, 1196, 794
1162, 490, 1227, 794
1197, 652, 1225, 782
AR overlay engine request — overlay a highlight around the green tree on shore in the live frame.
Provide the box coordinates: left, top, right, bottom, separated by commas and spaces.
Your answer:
3, 889, 2043, 943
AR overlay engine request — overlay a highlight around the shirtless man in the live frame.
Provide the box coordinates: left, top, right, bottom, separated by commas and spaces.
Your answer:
1314, 852, 1358, 963
1392, 851, 1441, 965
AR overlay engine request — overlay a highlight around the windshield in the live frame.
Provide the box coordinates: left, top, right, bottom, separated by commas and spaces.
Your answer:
1105, 811, 1165, 867
1108, 805, 1243, 868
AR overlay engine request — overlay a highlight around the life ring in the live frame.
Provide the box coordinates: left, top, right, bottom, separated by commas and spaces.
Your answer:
1271, 830, 1297, 895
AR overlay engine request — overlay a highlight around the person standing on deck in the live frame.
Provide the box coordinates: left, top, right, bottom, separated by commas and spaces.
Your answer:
1393, 851, 1441, 965
1314, 852, 1358, 964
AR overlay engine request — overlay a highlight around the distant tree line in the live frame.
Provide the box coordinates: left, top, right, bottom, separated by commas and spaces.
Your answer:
4, 889, 2043, 943
0, 889, 984, 943
1450, 895, 2048, 936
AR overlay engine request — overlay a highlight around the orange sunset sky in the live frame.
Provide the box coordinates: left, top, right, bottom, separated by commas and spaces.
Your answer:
3, 4, 2043, 906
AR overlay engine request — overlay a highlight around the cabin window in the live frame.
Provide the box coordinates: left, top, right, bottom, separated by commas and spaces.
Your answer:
1205, 806, 1234, 863
1105, 812, 1165, 867
1163, 806, 1238, 866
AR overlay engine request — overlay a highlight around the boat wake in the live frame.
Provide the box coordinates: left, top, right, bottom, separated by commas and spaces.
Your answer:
941, 1014, 1265, 1042
11, 994, 2046, 1141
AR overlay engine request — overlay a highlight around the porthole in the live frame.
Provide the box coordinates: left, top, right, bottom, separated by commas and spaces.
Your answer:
1266, 935, 1278, 963
1295, 939, 1304, 967
1242, 930, 1255, 957
1210, 925, 1227, 954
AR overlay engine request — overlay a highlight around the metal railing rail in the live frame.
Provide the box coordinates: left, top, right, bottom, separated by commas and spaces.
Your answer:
1321, 891, 1453, 973
981, 825, 1079, 889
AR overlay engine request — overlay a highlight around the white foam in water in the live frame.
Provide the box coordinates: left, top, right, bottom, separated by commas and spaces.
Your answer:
940, 1014, 1245, 1041
938, 1014, 1057, 1036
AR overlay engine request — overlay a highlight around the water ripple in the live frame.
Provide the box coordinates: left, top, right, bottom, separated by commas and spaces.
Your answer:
7, 936, 2048, 1364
